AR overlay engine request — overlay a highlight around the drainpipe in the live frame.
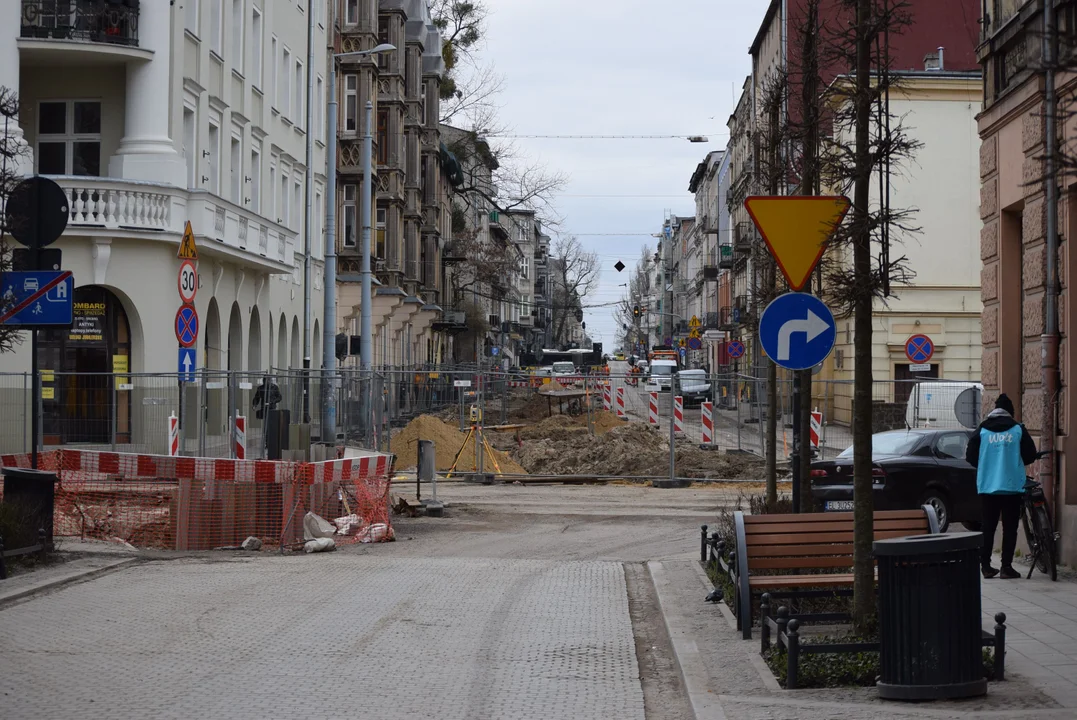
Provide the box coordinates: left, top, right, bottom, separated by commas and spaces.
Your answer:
1042, 0, 1060, 515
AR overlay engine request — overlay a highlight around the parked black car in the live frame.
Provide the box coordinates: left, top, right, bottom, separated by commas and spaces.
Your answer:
810, 428, 980, 532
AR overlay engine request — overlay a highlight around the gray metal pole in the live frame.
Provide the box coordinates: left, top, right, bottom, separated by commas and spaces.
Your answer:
669, 373, 675, 482
321, 62, 339, 442
360, 100, 374, 371
301, 0, 316, 424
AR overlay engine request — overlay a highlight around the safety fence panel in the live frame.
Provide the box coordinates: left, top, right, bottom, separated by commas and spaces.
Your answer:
0, 448, 394, 551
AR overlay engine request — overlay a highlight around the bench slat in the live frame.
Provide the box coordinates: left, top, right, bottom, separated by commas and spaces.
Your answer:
745, 529, 925, 545
749, 573, 859, 588
744, 519, 927, 534
747, 543, 855, 557
743, 509, 926, 524
750, 556, 855, 570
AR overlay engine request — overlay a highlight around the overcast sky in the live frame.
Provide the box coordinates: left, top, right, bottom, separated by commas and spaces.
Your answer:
477, 0, 772, 348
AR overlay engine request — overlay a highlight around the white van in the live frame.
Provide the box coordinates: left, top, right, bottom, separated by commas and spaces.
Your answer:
647, 359, 678, 391
904, 381, 983, 429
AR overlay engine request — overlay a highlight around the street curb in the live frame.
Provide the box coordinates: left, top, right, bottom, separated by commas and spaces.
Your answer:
0, 557, 139, 607
647, 560, 729, 720
690, 560, 739, 632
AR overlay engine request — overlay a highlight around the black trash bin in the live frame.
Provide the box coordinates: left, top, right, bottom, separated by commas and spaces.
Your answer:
875, 531, 986, 700
2, 467, 59, 547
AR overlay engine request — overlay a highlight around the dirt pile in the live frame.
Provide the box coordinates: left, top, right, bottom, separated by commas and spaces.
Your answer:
390, 415, 526, 474
512, 423, 765, 479
518, 410, 626, 441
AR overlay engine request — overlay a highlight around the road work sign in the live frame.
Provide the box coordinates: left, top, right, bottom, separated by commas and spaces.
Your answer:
744, 195, 850, 291
178, 220, 198, 259
758, 292, 836, 370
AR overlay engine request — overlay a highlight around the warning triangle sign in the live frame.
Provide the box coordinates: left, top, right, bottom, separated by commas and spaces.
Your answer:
744, 196, 850, 291
178, 220, 199, 260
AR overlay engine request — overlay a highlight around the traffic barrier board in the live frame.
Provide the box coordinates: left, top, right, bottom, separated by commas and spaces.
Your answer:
758, 292, 836, 371
744, 195, 851, 291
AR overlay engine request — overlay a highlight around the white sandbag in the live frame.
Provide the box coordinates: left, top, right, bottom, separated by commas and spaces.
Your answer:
333, 514, 363, 536
303, 511, 336, 540
303, 537, 336, 553
358, 523, 394, 543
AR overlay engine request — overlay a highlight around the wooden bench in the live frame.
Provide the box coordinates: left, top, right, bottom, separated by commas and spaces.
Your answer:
726, 507, 940, 639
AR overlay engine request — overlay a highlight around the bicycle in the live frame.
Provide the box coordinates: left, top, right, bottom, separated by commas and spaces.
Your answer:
1021, 450, 1059, 581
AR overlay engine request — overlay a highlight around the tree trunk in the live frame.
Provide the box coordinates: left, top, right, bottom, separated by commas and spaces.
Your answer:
765, 257, 778, 506
851, 0, 876, 635
798, 369, 814, 511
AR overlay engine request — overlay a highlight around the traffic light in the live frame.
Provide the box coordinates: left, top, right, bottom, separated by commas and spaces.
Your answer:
633, 305, 640, 318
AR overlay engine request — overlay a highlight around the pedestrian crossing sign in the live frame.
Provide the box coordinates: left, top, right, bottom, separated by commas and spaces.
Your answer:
178, 220, 198, 260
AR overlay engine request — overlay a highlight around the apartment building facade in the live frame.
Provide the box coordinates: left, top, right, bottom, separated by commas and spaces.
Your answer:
976, 0, 1077, 562
2, 0, 324, 450
332, 0, 449, 368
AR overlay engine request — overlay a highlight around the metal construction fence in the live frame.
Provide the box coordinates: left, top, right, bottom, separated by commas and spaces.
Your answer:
0, 368, 982, 473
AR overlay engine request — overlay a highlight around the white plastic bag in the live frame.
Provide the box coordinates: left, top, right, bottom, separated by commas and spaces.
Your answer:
303, 537, 336, 553
333, 514, 362, 536
358, 523, 394, 543
303, 511, 336, 540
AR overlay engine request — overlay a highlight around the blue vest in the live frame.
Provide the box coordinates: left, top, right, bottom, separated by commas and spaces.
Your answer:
977, 425, 1026, 495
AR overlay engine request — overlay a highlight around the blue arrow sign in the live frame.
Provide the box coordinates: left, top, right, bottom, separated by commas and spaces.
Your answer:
491, 346, 500, 356
178, 347, 197, 382
759, 293, 836, 370
0, 271, 74, 326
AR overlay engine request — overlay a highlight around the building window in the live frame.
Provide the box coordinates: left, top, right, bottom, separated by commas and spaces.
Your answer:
343, 185, 356, 247
281, 47, 291, 119
280, 168, 289, 226
344, 74, 357, 132
420, 81, 427, 126
230, 134, 242, 203
185, 0, 200, 34
231, 0, 244, 71
37, 100, 101, 177
376, 109, 388, 165
294, 60, 304, 126
316, 76, 324, 142
293, 177, 302, 231
270, 36, 278, 107
210, 0, 223, 55
376, 207, 386, 258
345, 0, 358, 25
378, 23, 390, 69
250, 6, 263, 87
250, 143, 261, 212
314, 186, 323, 255
207, 117, 221, 194
182, 105, 197, 189
269, 160, 277, 217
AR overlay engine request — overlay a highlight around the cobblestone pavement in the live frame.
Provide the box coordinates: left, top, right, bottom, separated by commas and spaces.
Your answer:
0, 554, 645, 720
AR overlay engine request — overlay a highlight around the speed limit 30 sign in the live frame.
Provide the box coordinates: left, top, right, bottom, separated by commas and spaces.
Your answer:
178, 259, 198, 304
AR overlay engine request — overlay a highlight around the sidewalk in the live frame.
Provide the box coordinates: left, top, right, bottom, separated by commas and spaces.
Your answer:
651, 557, 1077, 720
0, 540, 141, 607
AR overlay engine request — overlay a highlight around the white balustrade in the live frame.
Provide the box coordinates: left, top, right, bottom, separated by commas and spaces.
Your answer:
63, 181, 171, 231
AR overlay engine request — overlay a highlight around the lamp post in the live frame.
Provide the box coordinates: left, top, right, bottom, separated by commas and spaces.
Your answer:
323, 43, 396, 445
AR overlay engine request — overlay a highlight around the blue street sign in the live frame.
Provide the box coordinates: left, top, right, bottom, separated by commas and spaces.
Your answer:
727, 340, 746, 359
0, 271, 73, 326
491, 346, 500, 356
178, 347, 197, 382
905, 334, 934, 364
759, 292, 836, 371
688, 336, 702, 350
175, 304, 199, 348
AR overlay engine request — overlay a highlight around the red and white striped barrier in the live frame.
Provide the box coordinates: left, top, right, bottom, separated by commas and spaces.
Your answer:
616, 386, 626, 418
674, 396, 684, 434
0, 452, 33, 469
810, 409, 823, 448
603, 384, 612, 411
304, 454, 392, 484
701, 401, 713, 444
58, 448, 297, 484
168, 413, 179, 457
649, 392, 659, 425
234, 414, 246, 459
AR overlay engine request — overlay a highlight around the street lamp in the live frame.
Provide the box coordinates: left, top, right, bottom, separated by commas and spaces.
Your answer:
322, 43, 396, 444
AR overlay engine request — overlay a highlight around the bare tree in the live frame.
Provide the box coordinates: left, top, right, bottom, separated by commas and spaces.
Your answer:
0, 87, 28, 355
615, 246, 655, 352
817, 0, 920, 634
549, 236, 599, 347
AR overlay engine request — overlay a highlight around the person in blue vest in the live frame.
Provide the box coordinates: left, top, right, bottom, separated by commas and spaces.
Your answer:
965, 393, 1038, 579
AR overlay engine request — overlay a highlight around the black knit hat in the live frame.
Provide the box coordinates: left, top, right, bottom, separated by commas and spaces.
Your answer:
995, 393, 1015, 416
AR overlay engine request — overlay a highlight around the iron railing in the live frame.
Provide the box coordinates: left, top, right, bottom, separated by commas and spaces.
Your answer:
21, 0, 140, 47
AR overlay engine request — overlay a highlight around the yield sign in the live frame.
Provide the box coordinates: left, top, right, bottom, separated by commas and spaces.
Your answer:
744, 195, 851, 291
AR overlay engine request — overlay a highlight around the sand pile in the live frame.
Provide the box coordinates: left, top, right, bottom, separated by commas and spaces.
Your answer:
390, 415, 526, 474
512, 423, 765, 479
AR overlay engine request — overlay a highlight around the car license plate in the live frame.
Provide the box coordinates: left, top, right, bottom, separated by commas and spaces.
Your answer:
825, 500, 854, 511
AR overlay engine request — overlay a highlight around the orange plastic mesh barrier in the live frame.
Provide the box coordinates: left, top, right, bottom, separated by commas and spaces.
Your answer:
0, 449, 394, 551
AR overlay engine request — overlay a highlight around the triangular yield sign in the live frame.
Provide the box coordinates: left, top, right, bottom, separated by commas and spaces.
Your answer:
744, 196, 850, 291
178, 220, 199, 260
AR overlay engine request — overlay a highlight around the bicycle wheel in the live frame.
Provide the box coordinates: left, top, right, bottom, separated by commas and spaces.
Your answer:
1032, 505, 1059, 581
1021, 505, 1038, 570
